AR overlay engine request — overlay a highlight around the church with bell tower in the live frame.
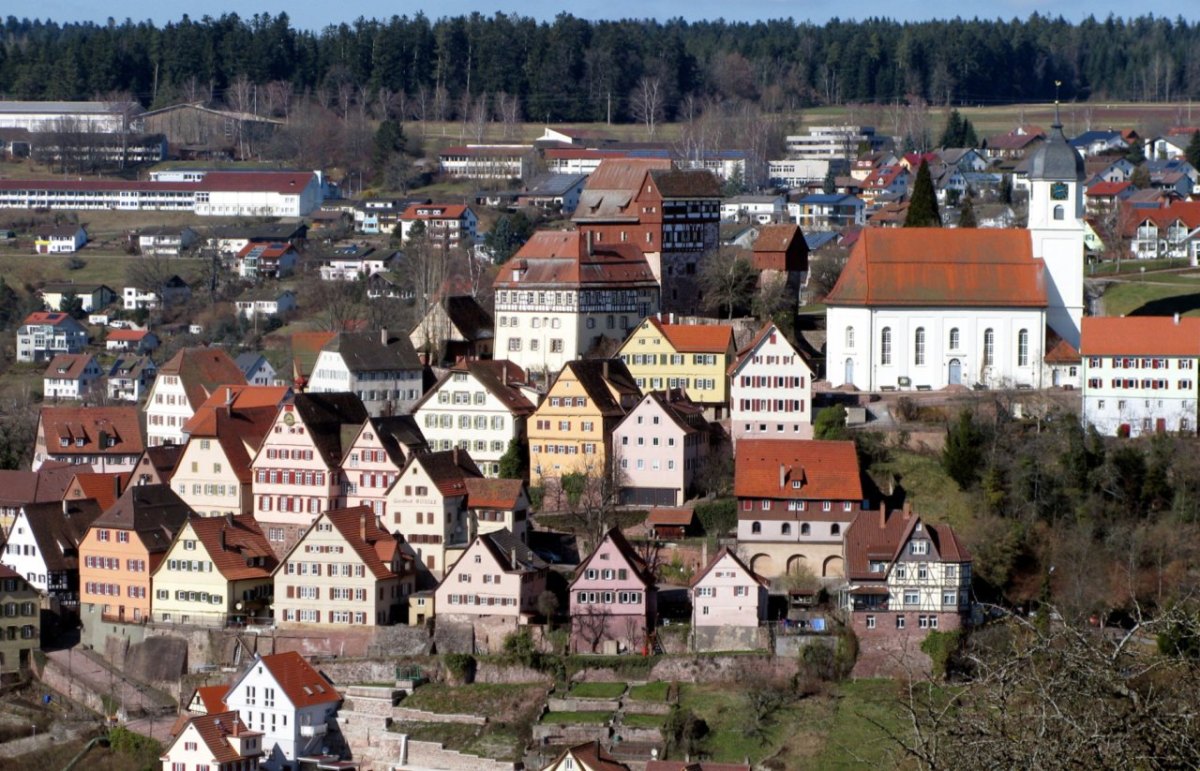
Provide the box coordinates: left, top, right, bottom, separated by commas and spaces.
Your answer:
822, 98, 1088, 392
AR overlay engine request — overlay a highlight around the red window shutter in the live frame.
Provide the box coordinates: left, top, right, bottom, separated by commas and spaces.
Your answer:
286, 585, 294, 599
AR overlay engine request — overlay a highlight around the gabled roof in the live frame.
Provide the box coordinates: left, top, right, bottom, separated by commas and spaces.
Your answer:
17, 499, 103, 573
400, 203, 470, 220
22, 311, 84, 329
412, 359, 535, 416
39, 406, 144, 457
67, 472, 128, 512
633, 316, 734, 354
189, 684, 231, 714
43, 353, 97, 380
108, 354, 155, 378
494, 231, 658, 289
349, 415, 428, 468
649, 168, 722, 198
825, 228, 1046, 308
753, 223, 806, 253
290, 331, 338, 382
180, 514, 277, 581
844, 508, 971, 580
621, 390, 706, 435
107, 328, 152, 342
475, 528, 547, 573
157, 348, 247, 411
1081, 316, 1200, 357
646, 508, 697, 528
162, 710, 261, 764
690, 546, 769, 589
307, 506, 409, 581
91, 484, 191, 553
547, 740, 630, 771
570, 527, 655, 589
406, 449, 483, 497
321, 330, 422, 372
443, 295, 495, 342
289, 393, 371, 469
728, 322, 811, 377
555, 359, 640, 418
184, 387, 287, 484
1086, 180, 1133, 197
1044, 330, 1082, 364
734, 439, 864, 502
195, 170, 316, 195
253, 651, 340, 707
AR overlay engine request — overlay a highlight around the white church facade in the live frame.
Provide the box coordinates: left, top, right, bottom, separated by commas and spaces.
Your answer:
825, 118, 1085, 392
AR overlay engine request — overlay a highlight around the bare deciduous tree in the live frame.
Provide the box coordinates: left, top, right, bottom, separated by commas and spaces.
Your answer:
630, 76, 665, 139
496, 92, 522, 139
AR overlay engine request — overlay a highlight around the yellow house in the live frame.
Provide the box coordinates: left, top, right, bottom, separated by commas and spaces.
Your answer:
528, 359, 640, 486
151, 514, 277, 626
617, 316, 735, 411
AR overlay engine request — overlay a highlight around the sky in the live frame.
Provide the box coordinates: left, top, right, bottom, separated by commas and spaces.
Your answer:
9, 0, 1200, 31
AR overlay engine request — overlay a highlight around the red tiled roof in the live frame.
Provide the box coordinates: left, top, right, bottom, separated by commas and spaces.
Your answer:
494, 231, 658, 289
1122, 201, 1200, 237
23, 311, 77, 327
1081, 316, 1200, 357
825, 228, 1046, 308
550, 740, 630, 771
195, 171, 316, 195
191, 684, 230, 714
39, 406, 144, 457
400, 203, 470, 220
1044, 334, 1082, 364
320, 506, 410, 580
844, 508, 971, 580
67, 472, 128, 512
464, 477, 525, 510
185, 514, 277, 581
164, 710, 261, 764
107, 328, 149, 341
43, 353, 96, 380
753, 223, 805, 253
646, 508, 697, 527
638, 316, 734, 354
257, 651, 340, 707
157, 348, 247, 411
1086, 180, 1133, 197
584, 158, 672, 191
734, 439, 863, 501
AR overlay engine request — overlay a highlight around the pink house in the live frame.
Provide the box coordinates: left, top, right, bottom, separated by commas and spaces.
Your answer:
690, 546, 770, 652
569, 528, 657, 654
435, 528, 548, 621
612, 389, 711, 507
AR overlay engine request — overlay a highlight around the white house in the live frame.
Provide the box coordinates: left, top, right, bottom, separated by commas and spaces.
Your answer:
235, 290, 298, 320
0, 100, 143, 132
136, 226, 197, 257
16, 311, 88, 363
307, 330, 424, 418
397, 204, 478, 248
222, 651, 341, 770
720, 194, 787, 224
159, 710, 264, 771
192, 171, 323, 218
728, 322, 814, 444
493, 230, 660, 379
107, 354, 157, 402
1, 499, 102, 607
411, 360, 536, 477
34, 225, 87, 254
42, 353, 102, 400
237, 353, 278, 387
1081, 316, 1200, 437
317, 244, 393, 281
146, 347, 247, 447
105, 328, 159, 353
123, 275, 191, 310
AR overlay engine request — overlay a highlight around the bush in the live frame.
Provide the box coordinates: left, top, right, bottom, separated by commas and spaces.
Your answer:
528, 486, 545, 512
799, 642, 838, 681
694, 498, 736, 537
895, 396, 920, 421
833, 626, 858, 679
814, 405, 849, 440
920, 629, 963, 679
442, 653, 476, 684
65, 256, 86, 271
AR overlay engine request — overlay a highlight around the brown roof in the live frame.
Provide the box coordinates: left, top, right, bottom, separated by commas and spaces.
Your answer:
443, 295, 494, 342
43, 353, 97, 380
157, 348, 247, 411
400, 203, 470, 220
464, 477, 526, 510
196, 171, 316, 195
0, 471, 40, 507
844, 508, 971, 581
1044, 333, 1082, 364
311, 506, 408, 580
632, 390, 707, 433
639, 316, 734, 354
556, 359, 640, 418
66, 472, 128, 512
184, 386, 290, 484
408, 449, 483, 497
139, 444, 185, 481
289, 393, 371, 469
649, 168, 722, 199
1081, 316, 1200, 357
646, 508, 697, 527
17, 499, 103, 573
735, 439, 864, 502
570, 527, 655, 589
549, 740, 630, 771
753, 223, 805, 253
322, 330, 422, 373
91, 484, 192, 554
107, 328, 151, 342
164, 710, 261, 764
825, 228, 1047, 308
494, 231, 658, 290
39, 406, 144, 457
183, 514, 277, 581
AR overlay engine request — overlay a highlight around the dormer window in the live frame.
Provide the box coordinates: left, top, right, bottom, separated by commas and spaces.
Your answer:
75, 438, 85, 447
791, 481, 801, 489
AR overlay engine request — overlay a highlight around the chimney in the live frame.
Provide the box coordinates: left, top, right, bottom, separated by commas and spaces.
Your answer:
62, 499, 69, 516
879, 502, 887, 529
585, 230, 593, 256
1175, 313, 1181, 325
501, 365, 508, 387
510, 547, 518, 569
903, 501, 913, 518
380, 327, 389, 346
360, 511, 367, 543
453, 447, 459, 466
779, 464, 787, 489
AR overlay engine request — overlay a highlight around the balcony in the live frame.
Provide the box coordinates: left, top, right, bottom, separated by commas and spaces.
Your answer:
300, 722, 328, 738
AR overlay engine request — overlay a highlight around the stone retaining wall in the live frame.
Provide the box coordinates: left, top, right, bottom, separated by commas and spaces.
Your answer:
621, 701, 671, 715
531, 723, 610, 745
391, 707, 487, 726
402, 737, 519, 771
547, 697, 620, 712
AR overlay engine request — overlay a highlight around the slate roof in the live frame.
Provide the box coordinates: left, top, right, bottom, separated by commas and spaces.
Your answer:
1030, 124, 1087, 181
825, 228, 1046, 308
358, 415, 429, 467
157, 348, 247, 411
39, 406, 144, 457
322, 330, 422, 372
558, 359, 640, 418
182, 514, 277, 581
18, 499, 103, 573
290, 393, 371, 469
92, 484, 191, 554
443, 295, 495, 342
734, 439, 864, 503
477, 528, 547, 573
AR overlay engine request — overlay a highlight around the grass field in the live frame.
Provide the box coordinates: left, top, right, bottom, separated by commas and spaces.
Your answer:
401, 682, 549, 719
1098, 280, 1200, 318
540, 710, 612, 724
0, 250, 209, 291
627, 680, 670, 702
568, 681, 627, 699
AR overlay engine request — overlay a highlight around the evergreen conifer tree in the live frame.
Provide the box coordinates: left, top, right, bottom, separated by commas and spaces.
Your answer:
958, 195, 978, 228
1186, 131, 1200, 170
904, 160, 942, 227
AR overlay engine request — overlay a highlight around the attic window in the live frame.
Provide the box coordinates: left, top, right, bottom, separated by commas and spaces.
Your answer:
60, 438, 69, 448
303, 686, 313, 695
75, 438, 85, 447
791, 481, 801, 489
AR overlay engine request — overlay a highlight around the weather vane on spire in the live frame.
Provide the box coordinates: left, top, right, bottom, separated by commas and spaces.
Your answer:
1054, 80, 1062, 126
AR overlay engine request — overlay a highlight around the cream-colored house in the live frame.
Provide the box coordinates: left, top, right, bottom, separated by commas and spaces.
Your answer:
690, 547, 769, 652
386, 449, 482, 580
151, 514, 277, 626
273, 506, 415, 626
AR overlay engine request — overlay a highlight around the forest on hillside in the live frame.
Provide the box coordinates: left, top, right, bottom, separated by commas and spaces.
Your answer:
1, 13, 1199, 122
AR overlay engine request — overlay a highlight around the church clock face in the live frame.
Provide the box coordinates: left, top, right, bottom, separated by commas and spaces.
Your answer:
1050, 182, 1069, 201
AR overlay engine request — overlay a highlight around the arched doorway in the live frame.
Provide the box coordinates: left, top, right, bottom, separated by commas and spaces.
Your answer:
750, 554, 777, 578
786, 555, 807, 576
822, 555, 844, 578
844, 358, 854, 385
948, 359, 962, 385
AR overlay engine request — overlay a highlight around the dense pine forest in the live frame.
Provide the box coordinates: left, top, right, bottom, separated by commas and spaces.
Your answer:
1, 13, 1199, 121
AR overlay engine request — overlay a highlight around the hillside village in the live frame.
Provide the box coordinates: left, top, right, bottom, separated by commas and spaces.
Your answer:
1, 87, 1199, 771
